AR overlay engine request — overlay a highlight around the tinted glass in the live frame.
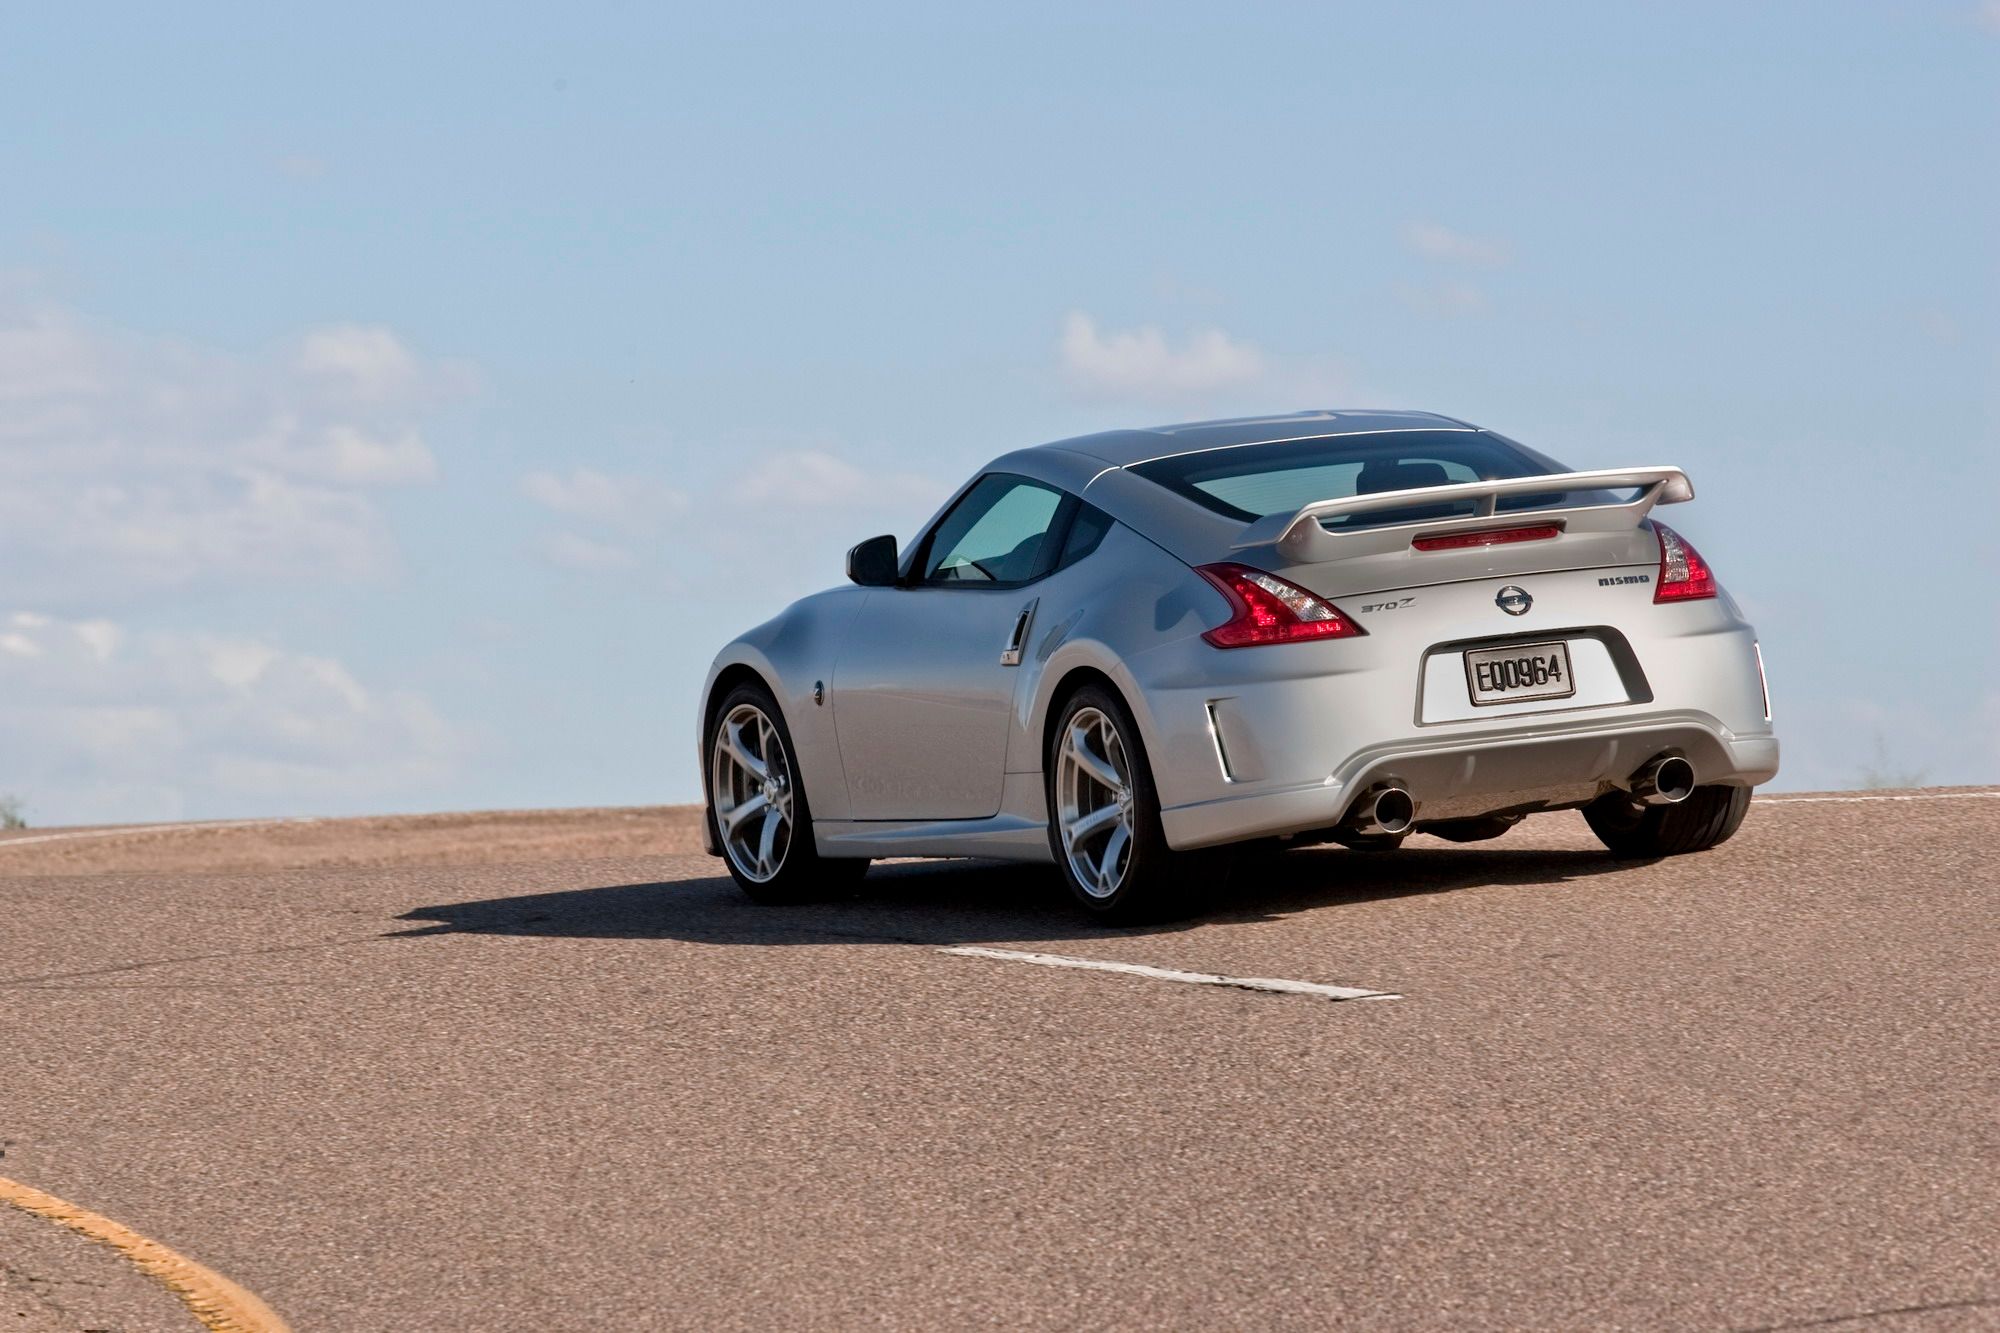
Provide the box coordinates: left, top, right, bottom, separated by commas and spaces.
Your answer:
921, 475, 1065, 585
1056, 503, 1113, 569
1130, 430, 1608, 530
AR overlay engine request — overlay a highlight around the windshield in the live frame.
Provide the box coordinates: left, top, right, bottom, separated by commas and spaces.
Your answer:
1128, 429, 1612, 530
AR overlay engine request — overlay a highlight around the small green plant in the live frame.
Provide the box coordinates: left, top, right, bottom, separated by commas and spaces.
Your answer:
0, 794, 25, 830
1854, 734, 1927, 791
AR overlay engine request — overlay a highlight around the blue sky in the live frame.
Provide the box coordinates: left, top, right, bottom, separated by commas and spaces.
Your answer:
3, 2, 1995, 823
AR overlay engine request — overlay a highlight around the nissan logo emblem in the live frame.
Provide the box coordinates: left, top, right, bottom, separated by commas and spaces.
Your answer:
1495, 585, 1533, 616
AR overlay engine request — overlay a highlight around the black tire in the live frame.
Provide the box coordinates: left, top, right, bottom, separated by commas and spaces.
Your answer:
1582, 783, 1751, 859
705, 682, 869, 903
1044, 684, 1222, 924
1421, 816, 1520, 845
1329, 831, 1407, 852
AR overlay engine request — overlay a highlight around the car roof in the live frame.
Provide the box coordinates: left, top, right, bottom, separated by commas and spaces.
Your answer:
957, 410, 1498, 569
1034, 410, 1481, 469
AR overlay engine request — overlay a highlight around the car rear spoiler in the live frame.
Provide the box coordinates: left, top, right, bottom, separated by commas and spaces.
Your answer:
1230, 466, 1695, 563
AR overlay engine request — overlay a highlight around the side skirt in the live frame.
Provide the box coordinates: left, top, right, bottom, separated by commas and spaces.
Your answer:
812, 772, 1055, 863
813, 814, 1055, 863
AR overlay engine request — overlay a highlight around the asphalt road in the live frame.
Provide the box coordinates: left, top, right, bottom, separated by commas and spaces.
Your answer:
2, 793, 1995, 1331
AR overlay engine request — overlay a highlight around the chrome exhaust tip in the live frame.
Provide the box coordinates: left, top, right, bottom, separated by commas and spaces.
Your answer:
1348, 783, 1416, 837
1631, 754, 1696, 806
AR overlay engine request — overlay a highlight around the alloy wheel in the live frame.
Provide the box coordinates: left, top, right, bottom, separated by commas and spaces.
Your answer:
1055, 706, 1136, 899
711, 703, 795, 883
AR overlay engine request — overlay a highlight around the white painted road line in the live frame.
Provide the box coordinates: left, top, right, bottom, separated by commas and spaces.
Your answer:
0, 818, 314, 850
1758, 792, 2000, 805
939, 946, 1400, 1002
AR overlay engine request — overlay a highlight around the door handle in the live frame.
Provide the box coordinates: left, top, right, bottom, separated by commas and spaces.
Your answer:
1000, 598, 1038, 666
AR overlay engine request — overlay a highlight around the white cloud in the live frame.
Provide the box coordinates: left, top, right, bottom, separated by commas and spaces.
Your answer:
1053, 312, 1358, 411
0, 302, 467, 602
1397, 281, 1491, 318
535, 530, 638, 572
203, 637, 282, 690
1059, 311, 1266, 400
317, 424, 438, 485
0, 611, 463, 824
241, 421, 439, 486
521, 447, 943, 579
737, 449, 939, 510
521, 467, 689, 530
523, 468, 626, 519
74, 619, 119, 662
520, 467, 699, 576
1401, 221, 1512, 268
295, 324, 424, 402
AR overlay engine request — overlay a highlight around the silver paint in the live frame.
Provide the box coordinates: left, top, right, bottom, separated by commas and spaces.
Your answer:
699, 411, 1780, 864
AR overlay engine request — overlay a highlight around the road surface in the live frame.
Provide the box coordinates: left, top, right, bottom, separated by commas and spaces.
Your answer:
2, 793, 1995, 1330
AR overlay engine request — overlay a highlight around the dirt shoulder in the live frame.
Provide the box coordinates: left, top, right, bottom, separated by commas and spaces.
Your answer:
0, 806, 711, 878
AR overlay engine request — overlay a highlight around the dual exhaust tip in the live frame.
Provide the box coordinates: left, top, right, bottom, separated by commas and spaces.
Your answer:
1346, 783, 1417, 838
1341, 753, 1693, 838
1630, 753, 1696, 807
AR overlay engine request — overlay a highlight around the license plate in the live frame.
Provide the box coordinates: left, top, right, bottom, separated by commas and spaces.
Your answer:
1463, 641, 1576, 706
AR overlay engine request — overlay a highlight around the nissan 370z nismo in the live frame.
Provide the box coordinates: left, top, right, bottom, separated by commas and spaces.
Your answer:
699, 411, 1778, 921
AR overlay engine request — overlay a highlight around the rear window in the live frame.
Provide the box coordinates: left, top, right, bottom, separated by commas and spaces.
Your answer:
1129, 430, 1604, 530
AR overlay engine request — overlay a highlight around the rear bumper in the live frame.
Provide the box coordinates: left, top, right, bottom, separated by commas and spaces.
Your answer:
1161, 708, 1779, 850
1126, 569, 1779, 851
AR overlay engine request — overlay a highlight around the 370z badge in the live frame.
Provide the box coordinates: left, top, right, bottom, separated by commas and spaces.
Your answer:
1495, 585, 1533, 616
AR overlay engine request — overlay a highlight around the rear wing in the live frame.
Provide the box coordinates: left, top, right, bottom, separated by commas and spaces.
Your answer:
1230, 466, 1695, 563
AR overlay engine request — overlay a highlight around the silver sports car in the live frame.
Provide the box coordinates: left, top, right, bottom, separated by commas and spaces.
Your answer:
700, 411, 1778, 921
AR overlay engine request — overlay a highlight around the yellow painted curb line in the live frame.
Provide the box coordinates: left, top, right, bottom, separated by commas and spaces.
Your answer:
0, 1175, 290, 1332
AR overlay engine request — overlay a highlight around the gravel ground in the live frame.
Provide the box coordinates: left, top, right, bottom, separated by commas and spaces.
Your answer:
1, 792, 1993, 1331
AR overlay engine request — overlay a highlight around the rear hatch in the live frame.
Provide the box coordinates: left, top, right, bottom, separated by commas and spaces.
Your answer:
1120, 429, 1689, 602
1247, 468, 1683, 601
1231, 470, 1696, 723
1119, 434, 1711, 725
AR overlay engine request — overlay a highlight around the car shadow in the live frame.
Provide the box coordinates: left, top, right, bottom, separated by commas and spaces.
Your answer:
388, 843, 1636, 948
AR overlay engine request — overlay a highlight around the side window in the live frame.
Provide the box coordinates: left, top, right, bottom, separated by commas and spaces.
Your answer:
921, 475, 1066, 587
1056, 502, 1113, 570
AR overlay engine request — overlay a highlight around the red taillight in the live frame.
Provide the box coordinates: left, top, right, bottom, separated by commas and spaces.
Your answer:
1653, 522, 1717, 602
1194, 563, 1365, 647
1411, 523, 1562, 552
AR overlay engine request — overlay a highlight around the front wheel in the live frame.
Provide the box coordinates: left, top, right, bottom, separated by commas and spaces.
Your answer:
707, 683, 869, 903
1045, 686, 1216, 924
1583, 783, 1751, 859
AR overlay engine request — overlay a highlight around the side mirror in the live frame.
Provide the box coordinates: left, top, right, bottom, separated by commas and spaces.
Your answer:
846, 534, 900, 587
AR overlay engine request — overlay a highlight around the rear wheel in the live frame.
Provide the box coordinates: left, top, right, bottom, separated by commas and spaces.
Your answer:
1583, 783, 1750, 859
1329, 831, 1407, 852
1046, 685, 1217, 924
707, 683, 869, 903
